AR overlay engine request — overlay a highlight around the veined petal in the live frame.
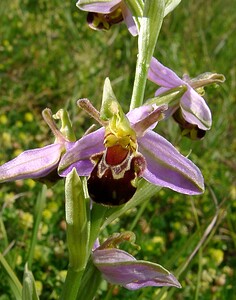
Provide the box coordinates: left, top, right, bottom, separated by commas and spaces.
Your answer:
59, 128, 105, 176
125, 273, 181, 290
128, 104, 166, 134
148, 57, 183, 88
0, 144, 64, 183
180, 88, 212, 130
60, 160, 94, 177
76, 0, 121, 13
92, 248, 181, 289
138, 131, 204, 194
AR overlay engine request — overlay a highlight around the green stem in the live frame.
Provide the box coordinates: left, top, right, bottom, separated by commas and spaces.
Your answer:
129, 0, 165, 110
60, 267, 85, 300
191, 199, 202, 300
129, 58, 149, 110
88, 203, 108, 252
28, 185, 47, 269
195, 246, 203, 300
76, 259, 102, 300
130, 198, 149, 231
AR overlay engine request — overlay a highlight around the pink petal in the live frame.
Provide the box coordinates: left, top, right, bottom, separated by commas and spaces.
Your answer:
138, 131, 204, 194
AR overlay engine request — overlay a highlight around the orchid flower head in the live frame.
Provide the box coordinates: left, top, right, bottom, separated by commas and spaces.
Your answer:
148, 57, 225, 139
76, 0, 137, 35
59, 78, 205, 206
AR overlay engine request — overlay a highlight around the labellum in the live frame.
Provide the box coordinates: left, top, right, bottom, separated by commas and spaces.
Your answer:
87, 8, 123, 31
87, 143, 146, 206
172, 108, 206, 140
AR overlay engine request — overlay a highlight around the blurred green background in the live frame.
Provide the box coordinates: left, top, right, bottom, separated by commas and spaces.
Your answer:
0, 0, 235, 299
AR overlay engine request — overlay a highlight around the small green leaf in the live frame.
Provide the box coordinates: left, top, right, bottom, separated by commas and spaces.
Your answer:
146, 85, 188, 106
22, 264, 39, 300
100, 78, 120, 121
164, 0, 182, 16
0, 252, 22, 299
65, 169, 89, 270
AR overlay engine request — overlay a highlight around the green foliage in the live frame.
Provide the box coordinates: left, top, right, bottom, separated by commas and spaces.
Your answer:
0, 0, 235, 299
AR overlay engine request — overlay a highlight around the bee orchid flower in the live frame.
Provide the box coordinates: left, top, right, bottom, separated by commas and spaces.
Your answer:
148, 57, 225, 139
76, 0, 183, 36
59, 79, 205, 206
76, 0, 138, 35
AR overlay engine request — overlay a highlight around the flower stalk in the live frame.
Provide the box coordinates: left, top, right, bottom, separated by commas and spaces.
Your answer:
0, 0, 226, 298
27, 186, 47, 270
129, 0, 165, 110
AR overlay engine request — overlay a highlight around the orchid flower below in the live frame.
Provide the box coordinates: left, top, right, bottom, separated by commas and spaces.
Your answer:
92, 232, 181, 289
59, 78, 204, 206
148, 57, 225, 139
76, 0, 138, 36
